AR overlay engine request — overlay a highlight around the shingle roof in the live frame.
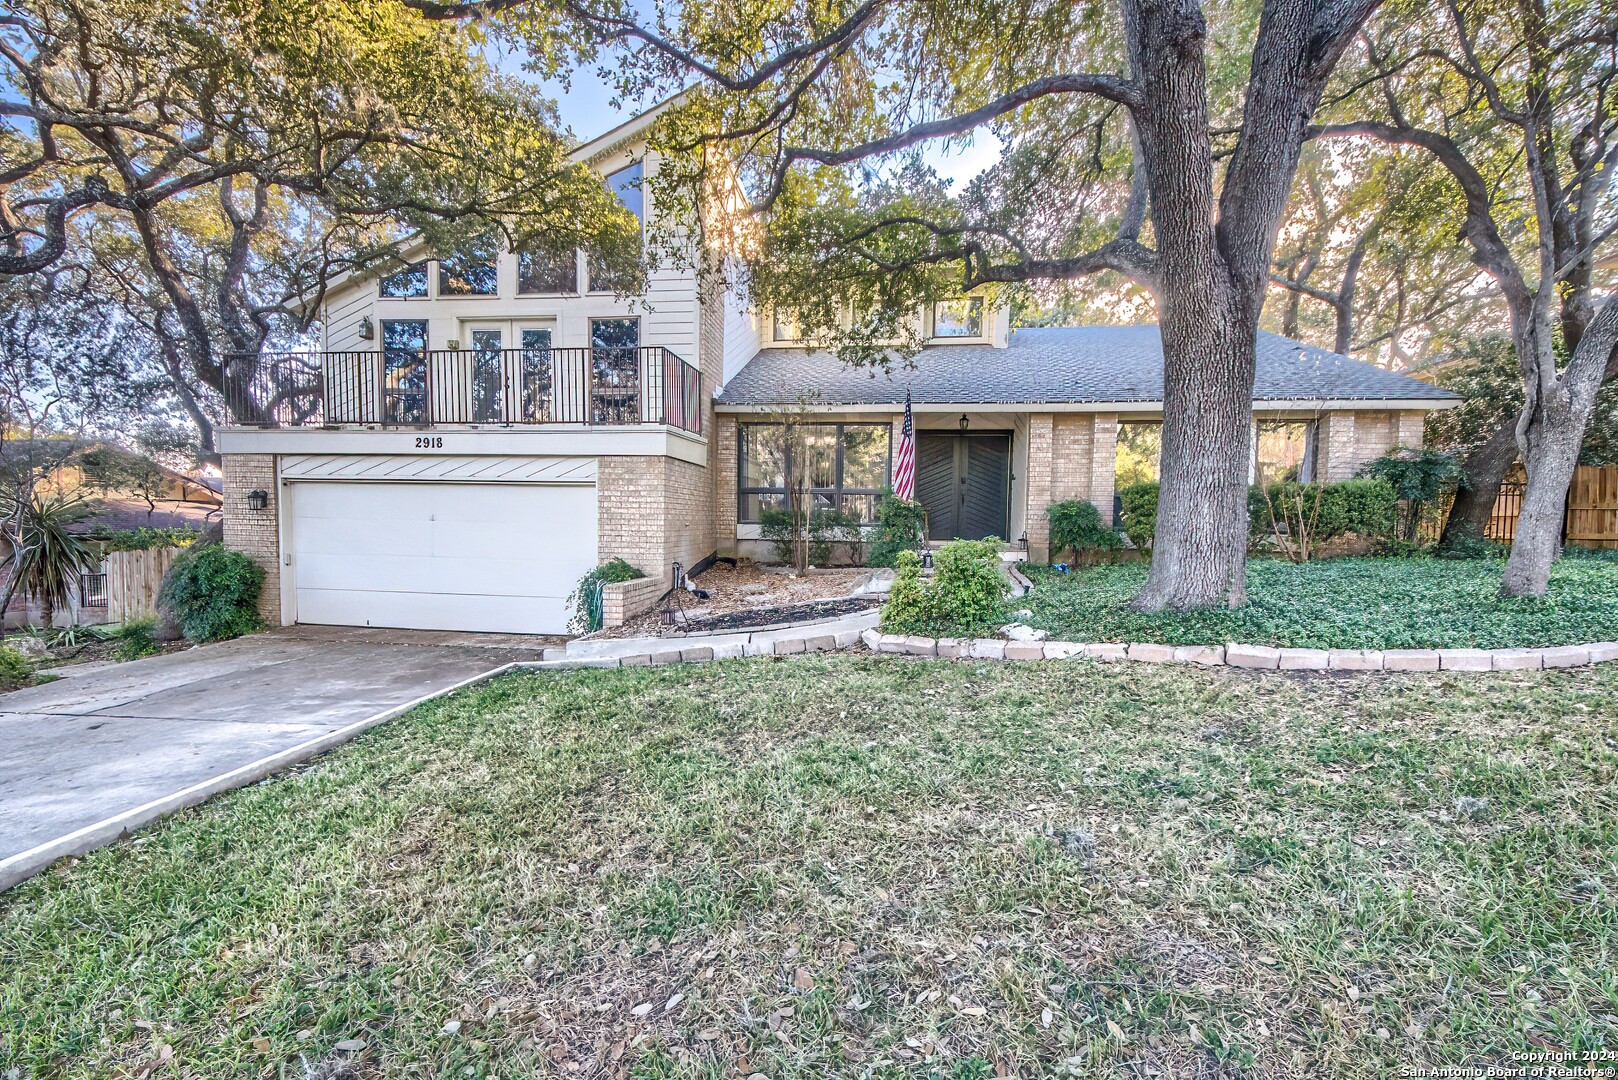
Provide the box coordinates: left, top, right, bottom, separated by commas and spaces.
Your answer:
715, 325, 1458, 408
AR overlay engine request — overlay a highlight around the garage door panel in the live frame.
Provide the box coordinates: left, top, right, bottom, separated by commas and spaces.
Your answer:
289, 480, 597, 635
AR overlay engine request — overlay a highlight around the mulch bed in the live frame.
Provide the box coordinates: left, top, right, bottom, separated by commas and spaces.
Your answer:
666, 594, 880, 634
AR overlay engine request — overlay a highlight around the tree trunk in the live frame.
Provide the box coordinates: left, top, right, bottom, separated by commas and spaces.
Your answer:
1500, 302, 1618, 596
1135, 297, 1256, 610
1439, 419, 1519, 547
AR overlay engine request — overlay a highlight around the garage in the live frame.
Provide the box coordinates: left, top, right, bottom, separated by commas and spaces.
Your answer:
283, 456, 598, 635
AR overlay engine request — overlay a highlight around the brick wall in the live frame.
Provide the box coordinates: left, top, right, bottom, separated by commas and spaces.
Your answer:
596, 454, 714, 625
1319, 410, 1425, 481
1089, 413, 1119, 525
221, 453, 282, 627
1023, 414, 1055, 563
714, 416, 739, 555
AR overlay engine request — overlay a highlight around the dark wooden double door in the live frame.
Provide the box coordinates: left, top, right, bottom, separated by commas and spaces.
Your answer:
916, 432, 1011, 541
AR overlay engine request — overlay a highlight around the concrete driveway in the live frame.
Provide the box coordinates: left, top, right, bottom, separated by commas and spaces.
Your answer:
0, 627, 550, 891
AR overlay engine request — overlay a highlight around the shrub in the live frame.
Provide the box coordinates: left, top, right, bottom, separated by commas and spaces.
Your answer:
867, 494, 928, 568
880, 538, 1007, 636
1250, 478, 1398, 554
157, 543, 265, 643
567, 557, 646, 634
97, 527, 202, 553
1358, 447, 1466, 541
1046, 499, 1121, 563
1118, 482, 1158, 550
761, 506, 864, 567
112, 615, 161, 661
0, 645, 33, 690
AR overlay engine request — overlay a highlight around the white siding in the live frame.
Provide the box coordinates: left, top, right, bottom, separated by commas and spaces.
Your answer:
721, 262, 760, 385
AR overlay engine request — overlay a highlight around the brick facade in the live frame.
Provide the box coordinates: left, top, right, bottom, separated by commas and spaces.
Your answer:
1021, 412, 1121, 564
1319, 409, 1426, 481
220, 453, 282, 627
596, 454, 715, 624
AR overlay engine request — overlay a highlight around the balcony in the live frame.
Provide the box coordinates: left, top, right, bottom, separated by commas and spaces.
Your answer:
221, 346, 703, 435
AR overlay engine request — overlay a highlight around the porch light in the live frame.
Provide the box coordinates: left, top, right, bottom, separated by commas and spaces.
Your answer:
958, 413, 969, 433
921, 549, 934, 569
246, 489, 270, 511
357, 315, 375, 340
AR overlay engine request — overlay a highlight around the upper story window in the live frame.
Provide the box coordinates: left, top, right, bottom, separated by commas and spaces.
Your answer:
517, 246, 578, 294
378, 261, 428, 299
771, 308, 802, 343
588, 162, 645, 293
932, 297, 983, 338
438, 236, 499, 296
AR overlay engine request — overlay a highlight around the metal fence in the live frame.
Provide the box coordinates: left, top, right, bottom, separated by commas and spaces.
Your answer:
221, 346, 703, 434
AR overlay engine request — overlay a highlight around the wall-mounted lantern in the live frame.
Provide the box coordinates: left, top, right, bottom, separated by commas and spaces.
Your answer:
246, 489, 270, 511
357, 315, 375, 340
958, 413, 970, 433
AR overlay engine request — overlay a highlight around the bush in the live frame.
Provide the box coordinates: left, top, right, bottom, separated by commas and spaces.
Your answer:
0, 645, 34, 689
97, 527, 202, 553
157, 544, 265, 643
112, 615, 160, 661
1118, 482, 1158, 550
1249, 478, 1398, 551
1358, 447, 1466, 541
880, 537, 1007, 636
760, 507, 863, 566
1046, 499, 1121, 562
867, 494, 928, 568
567, 557, 646, 634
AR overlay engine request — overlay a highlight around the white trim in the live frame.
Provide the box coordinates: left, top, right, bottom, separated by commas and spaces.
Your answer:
218, 425, 709, 465
714, 398, 1459, 415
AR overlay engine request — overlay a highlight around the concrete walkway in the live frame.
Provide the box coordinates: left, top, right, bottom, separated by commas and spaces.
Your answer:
0, 628, 548, 891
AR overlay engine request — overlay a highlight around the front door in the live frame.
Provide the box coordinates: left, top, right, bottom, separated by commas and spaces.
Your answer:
916, 432, 1011, 541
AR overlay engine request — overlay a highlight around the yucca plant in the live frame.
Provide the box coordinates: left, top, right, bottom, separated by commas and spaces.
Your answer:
3, 490, 99, 630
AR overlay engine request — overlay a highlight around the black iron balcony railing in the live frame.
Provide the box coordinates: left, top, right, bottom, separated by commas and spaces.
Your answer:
221, 346, 703, 435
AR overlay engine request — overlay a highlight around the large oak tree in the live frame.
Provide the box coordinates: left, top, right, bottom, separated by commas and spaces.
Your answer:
413, 0, 1389, 610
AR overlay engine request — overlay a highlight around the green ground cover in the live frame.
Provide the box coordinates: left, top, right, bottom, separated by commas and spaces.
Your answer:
1022, 556, 1618, 649
4, 657, 1616, 1077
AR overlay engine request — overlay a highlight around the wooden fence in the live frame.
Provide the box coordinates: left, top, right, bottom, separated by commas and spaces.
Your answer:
105, 547, 179, 621
1486, 465, 1618, 549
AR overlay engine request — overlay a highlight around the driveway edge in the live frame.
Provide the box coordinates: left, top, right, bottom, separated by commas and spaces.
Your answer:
0, 662, 523, 894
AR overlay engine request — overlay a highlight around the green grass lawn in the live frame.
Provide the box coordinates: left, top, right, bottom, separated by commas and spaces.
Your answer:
4, 658, 1618, 1078
1021, 556, 1618, 649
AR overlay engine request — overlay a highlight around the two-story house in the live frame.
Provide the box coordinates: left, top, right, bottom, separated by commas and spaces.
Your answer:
217, 101, 1458, 636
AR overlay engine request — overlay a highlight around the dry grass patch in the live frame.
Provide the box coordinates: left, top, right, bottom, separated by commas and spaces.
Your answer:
3, 658, 1616, 1078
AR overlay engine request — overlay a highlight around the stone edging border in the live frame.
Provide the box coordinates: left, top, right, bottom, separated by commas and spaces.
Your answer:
855, 631, 1618, 672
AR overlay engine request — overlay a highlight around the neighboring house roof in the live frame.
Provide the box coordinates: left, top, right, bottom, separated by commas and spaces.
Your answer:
74, 496, 219, 535
716, 325, 1462, 409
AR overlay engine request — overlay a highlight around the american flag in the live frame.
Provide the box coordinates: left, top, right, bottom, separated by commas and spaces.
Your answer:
893, 390, 916, 501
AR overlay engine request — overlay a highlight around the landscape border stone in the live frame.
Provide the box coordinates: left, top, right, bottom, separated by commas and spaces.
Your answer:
521, 606, 1617, 677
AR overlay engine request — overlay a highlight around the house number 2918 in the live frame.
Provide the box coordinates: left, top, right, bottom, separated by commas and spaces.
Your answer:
414, 436, 443, 449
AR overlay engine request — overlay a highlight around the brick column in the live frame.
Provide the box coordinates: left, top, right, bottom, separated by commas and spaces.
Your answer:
715, 416, 739, 556
1320, 412, 1358, 481
1090, 413, 1119, 524
1396, 410, 1426, 449
221, 453, 282, 627
1024, 414, 1054, 563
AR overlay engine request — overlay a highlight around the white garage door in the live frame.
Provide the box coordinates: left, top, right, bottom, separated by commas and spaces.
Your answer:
290, 482, 597, 634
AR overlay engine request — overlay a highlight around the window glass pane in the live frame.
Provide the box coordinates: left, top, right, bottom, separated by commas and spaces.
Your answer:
772, 309, 801, 342
589, 318, 640, 423
1115, 422, 1162, 489
469, 330, 502, 422
933, 297, 983, 337
517, 247, 577, 293
799, 426, 836, 489
840, 425, 889, 490
381, 319, 427, 353
438, 237, 499, 296
1255, 421, 1314, 485
519, 329, 553, 421
840, 493, 878, 522
608, 162, 644, 225
741, 492, 788, 521
379, 261, 428, 298
739, 425, 787, 489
